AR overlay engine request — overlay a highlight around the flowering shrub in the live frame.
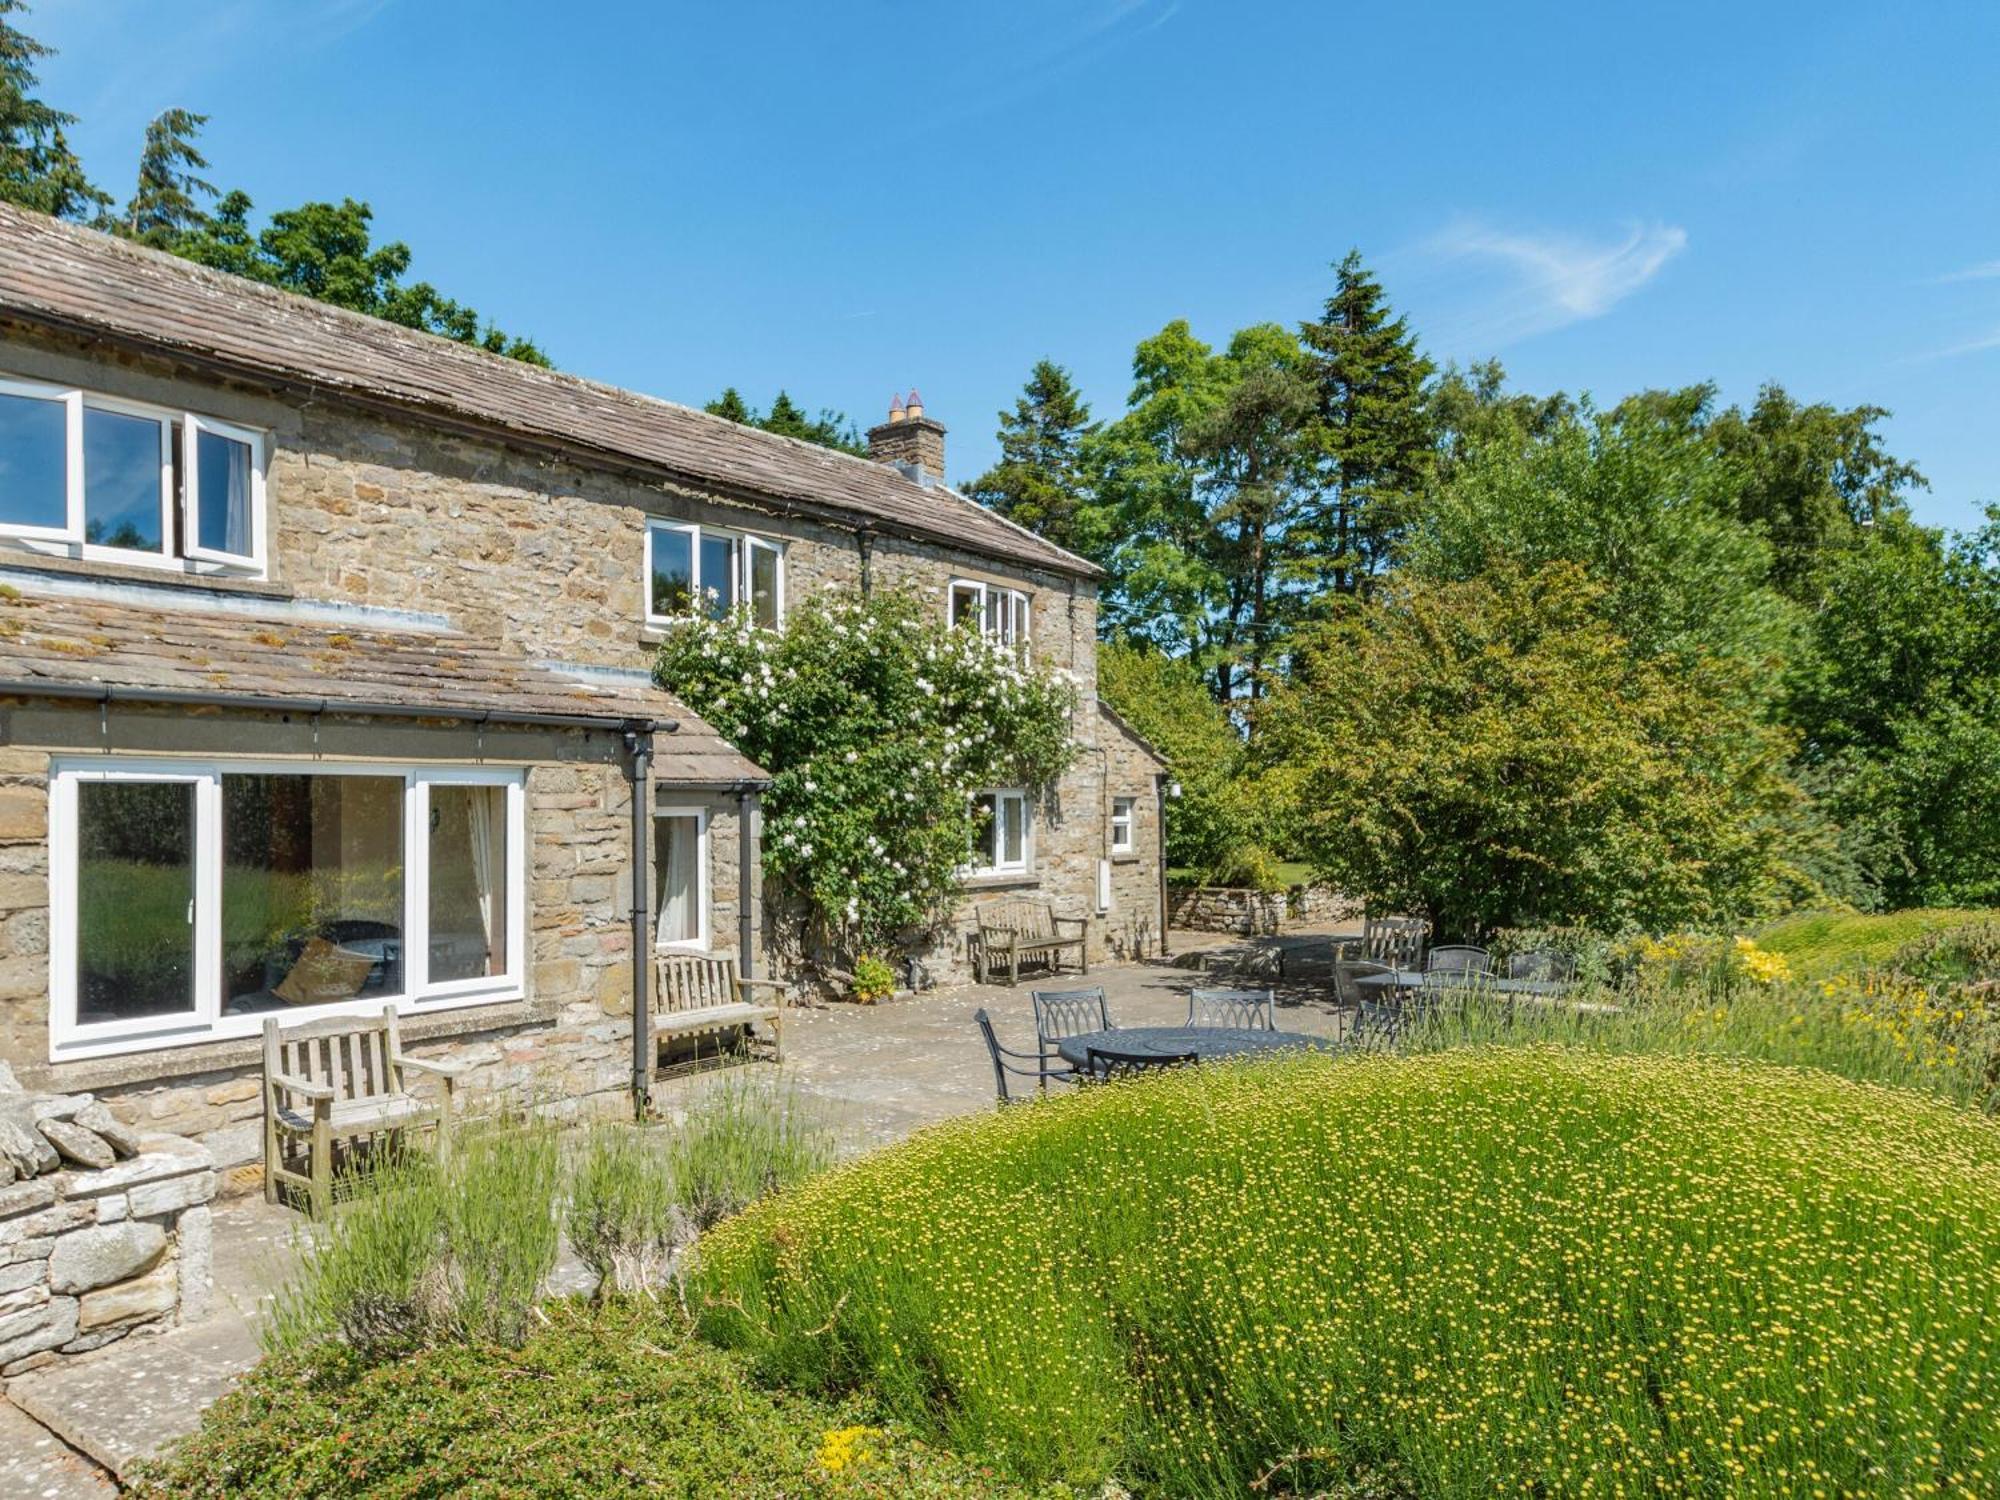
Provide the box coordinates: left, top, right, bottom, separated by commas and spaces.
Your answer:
693, 1050, 2000, 1496
850, 954, 897, 1004
654, 589, 1075, 956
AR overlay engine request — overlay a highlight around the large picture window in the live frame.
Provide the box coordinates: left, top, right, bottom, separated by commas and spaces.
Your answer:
49, 761, 525, 1061
647, 520, 784, 628
0, 375, 267, 574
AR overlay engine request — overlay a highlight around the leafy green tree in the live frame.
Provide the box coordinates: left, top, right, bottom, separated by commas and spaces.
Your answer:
966, 359, 1102, 557
1401, 394, 1797, 685
0, 1, 105, 220
704, 388, 865, 455
1098, 639, 1281, 883
122, 108, 215, 245
168, 195, 551, 365
1086, 320, 1321, 704
1298, 251, 1436, 592
1266, 564, 1821, 937
1428, 358, 1574, 480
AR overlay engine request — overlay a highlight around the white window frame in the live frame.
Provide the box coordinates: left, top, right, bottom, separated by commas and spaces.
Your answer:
0, 373, 268, 576
48, 758, 526, 1063
947, 578, 1031, 651
1110, 796, 1136, 855
181, 412, 268, 569
645, 519, 785, 627
968, 787, 1031, 878
652, 805, 710, 953
78, 392, 173, 561
0, 375, 81, 542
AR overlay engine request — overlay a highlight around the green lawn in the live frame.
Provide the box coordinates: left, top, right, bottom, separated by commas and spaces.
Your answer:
1753, 906, 1997, 977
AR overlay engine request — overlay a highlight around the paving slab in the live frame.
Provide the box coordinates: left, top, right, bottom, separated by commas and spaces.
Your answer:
0, 1394, 116, 1497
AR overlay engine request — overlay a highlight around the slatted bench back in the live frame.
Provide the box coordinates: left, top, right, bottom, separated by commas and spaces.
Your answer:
264, 1009, 401, 1102
980, 900, 1055, 943
657, 954, 741, 1015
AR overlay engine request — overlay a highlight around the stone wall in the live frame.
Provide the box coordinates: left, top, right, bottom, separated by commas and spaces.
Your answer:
0, 1066, 216, 1380
1168, 883, 1359, 937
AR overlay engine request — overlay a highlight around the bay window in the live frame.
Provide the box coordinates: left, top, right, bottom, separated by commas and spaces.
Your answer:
49, 760, 525, 1061
0, 375, 266, 573
647, 520, 784, 628
969, 788, 1030, 878
948, 579, 1031, 652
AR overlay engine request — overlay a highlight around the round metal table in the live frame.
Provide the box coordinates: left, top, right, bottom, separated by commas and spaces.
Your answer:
1055, 1026, 1332, 1070
1353, 970, 1574, 999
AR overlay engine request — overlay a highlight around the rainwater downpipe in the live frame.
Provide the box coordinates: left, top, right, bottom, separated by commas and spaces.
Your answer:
737, 787, 757, 979
624, 724, 654, 1121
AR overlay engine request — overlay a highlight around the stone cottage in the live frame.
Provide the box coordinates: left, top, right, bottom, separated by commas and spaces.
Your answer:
0, 203, 1166, 1183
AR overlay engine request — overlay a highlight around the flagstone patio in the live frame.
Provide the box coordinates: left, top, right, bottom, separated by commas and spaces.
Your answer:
0, 930, 1353, 1490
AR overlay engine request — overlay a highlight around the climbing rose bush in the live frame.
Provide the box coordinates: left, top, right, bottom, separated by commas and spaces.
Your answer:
653, 588, 1075, 954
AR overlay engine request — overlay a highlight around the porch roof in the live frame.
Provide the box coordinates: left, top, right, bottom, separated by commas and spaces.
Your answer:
0, 586, 769, 786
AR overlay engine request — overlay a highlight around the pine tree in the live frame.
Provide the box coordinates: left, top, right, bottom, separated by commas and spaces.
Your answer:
967, 360, 1101, 557
705, 387, 753, 424
0, 1, 106, 220
703, 388, 865, 455
1298, 250, 1436, 592
123, 109, 215, 244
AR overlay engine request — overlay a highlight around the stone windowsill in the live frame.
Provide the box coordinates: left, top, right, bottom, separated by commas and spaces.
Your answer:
960, 872, 1043, 893
1111, 853, 1144, 866
0, 550, 296, 600
34, 995, 567, 1094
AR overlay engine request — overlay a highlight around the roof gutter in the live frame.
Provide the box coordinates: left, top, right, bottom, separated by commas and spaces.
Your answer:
0, 677, 681, 735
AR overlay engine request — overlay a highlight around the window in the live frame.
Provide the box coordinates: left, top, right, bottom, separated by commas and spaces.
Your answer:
654, 809, 708, 951
948, 579, 1031, 652
969, 789, 1029, 877
1110, 796, 1136, 855
0, 375, 267, 573
647, 520, 784, 628
49, 760, 525, 1061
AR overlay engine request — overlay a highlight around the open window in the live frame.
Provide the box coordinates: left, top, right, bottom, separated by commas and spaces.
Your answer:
0, 374, 267, 574
647, 520, 784, 627
947, 579, 1031, 653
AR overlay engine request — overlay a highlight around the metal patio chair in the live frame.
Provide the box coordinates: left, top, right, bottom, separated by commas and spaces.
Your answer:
1031, 986, 1113, 1085
973, 1008, 1075, 1104
1186, 986, 1276, 1030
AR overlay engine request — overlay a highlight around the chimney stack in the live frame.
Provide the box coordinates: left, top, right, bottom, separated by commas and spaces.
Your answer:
867, 387, 946, 483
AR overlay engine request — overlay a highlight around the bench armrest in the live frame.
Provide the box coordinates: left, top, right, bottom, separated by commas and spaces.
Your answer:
268, 1071, 334, 1103
736, 977, 791, 1007
1050, 915, 1090, 934
396, 1054, 468, 1082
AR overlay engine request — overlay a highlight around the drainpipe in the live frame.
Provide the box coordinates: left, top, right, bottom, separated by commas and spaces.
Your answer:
857, 528, 874, 596
737, 787, 757, 979
624, 724, 654, 1121
1157, 773, 1171, 959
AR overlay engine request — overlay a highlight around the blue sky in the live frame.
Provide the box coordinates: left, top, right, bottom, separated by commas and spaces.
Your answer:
30, 0, 2000, 531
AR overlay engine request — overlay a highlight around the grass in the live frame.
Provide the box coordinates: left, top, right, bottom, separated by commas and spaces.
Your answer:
1752, 906, 1996, 978
690, 1049, 2000, 1497
130, 1302, 1058, 1499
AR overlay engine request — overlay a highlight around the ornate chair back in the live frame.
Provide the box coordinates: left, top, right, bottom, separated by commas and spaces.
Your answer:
1425, 945, 1492, 976
1187, 987, 1276, 1030
1031, 986, 1112, 1062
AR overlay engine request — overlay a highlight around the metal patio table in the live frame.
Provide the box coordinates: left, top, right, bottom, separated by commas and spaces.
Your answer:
1055, 1025, 1332, 1070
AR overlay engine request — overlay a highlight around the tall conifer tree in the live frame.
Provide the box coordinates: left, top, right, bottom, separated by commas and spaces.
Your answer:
0, 1, 105, 221
1299, 251, 1436, 591
967, 360, 1101, 558
123, 109, 215, 244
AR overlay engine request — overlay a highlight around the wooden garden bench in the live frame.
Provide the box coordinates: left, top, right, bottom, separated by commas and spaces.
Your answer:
263, 1005, 465, 1217
975, 899, 1090, 986
654, 953, 789, 1067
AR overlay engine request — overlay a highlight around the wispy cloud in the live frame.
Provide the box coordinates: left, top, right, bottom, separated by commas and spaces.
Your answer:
1424, 220, 1687, 346
1936, 260, 2000, 284
1919, 327, 2000, 361
933, 0, 1182, 127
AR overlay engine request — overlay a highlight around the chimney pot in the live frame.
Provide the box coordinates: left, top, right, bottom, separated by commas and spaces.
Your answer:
887, 393, 906, 424
906, 388, 924, 420
865, 385, 946, 482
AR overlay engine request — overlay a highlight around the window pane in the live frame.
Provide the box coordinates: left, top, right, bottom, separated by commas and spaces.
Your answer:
84, 407, 164, 552
700, 533, 736, 617
748, 542, 780, 628
221, 774, 404, 1015
650, 526, 693, 615
75, 780, 197, 1025
0, 390, 67, 531
194, 427, 253, 556
655, 814, 702, 945
1013, 593, 1031, 645
951, 583, 982, 631
1001, 795, 1025, 867
972, 792, 997, 868
429, 784, 510, 984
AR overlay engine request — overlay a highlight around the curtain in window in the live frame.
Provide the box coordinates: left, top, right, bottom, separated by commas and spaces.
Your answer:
467, 786, 499, 975
656, 815, 699, 945
223, 438, 250, 557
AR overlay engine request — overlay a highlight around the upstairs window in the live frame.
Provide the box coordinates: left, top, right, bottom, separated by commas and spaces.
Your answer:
0, 376, 266, 573
647, 520, 784, 628
949, 579, 1031, 652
